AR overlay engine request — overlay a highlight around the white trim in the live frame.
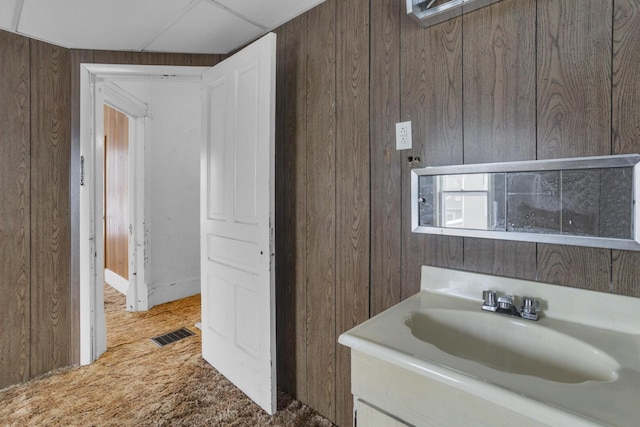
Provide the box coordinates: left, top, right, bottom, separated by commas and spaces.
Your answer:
101, 82, 149, 312
104, 269, 129, 295
148, 277, 201, 308
103, 81, 152, 119
79, 64, 209, 365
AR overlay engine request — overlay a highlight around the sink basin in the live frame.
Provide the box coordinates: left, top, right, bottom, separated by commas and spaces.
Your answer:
405, 309, 620, 383
340, 266, 640, 426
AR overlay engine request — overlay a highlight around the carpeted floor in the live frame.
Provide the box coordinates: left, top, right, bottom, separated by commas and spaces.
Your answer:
0, 285, 335, 427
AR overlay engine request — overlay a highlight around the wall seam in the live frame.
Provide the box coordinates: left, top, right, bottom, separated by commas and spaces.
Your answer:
534, 0, 540, 280
610, 0, 615, 292
332, 0, 338, 420
461, 14, 466, 267
367, 0, 373, 320
27, 36, 33, 382
400, 2, 404, 301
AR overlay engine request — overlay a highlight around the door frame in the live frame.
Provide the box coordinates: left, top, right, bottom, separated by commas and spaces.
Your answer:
79, 64, 208, 364
103, 82, 148, 304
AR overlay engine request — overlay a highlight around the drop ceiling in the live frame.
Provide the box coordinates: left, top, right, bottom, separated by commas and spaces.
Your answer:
0, 0, 324, 54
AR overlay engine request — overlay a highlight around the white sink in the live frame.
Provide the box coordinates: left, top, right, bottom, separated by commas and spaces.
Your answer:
405, 309, 619, 383
339, 266, 640, 427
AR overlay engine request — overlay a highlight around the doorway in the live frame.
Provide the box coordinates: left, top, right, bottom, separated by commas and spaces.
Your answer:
79, 64, 208, 364
79, 34, 278, 414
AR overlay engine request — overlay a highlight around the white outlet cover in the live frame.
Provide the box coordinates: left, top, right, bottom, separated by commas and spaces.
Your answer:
396, 121, 412, 150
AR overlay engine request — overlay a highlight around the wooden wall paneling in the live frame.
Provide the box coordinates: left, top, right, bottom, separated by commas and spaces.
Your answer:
304, 0, 337, 421
274, 14, 310, 402
104, 105, 129, 279
0, 31, 31, 389
369, 0, 402, 316
274, 23, 291, 397
536, 0, 613, 291
132, 52, 167, 65
335, 0, 370, 425
461, 0, 537, 280
537, 0, 612, 158
462, 0, 536, 164
29, 39, 72, 376
289, 16, 310, 404
92, 50, 134, 64
612, 0, 640, 297
69, 49, 94, 364
613, 0, 640, 155
164, 53, 223, 67
400, 16, 464, 299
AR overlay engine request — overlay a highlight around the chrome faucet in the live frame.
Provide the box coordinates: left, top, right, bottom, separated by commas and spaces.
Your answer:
481, 290, 541, 321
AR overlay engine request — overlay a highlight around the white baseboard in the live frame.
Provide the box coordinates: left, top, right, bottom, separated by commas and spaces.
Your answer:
105, 269, 128, 295
148, 277, 200, 308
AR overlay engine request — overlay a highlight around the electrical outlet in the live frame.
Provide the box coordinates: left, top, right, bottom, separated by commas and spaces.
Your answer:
396, 121, 412, 150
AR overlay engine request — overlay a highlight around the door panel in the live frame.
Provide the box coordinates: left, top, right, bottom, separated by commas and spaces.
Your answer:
201, 33, 277, 415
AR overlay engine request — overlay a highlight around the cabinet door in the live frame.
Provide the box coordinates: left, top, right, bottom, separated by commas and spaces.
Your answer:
355, 400, 411, 427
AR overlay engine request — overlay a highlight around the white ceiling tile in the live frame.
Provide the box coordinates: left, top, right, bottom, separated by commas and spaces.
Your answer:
215, 0, 324, 30
18, 0, 193, 50
145, 1, 263, 54
0, 0, 18, 31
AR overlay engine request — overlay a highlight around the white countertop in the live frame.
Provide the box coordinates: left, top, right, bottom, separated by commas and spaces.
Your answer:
339, 266, 640, 427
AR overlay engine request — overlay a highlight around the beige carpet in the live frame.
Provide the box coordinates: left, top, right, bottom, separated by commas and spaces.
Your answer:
0, 285, 335, 427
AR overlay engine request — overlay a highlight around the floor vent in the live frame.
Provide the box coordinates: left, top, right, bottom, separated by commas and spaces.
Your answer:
151, 327, 195, 347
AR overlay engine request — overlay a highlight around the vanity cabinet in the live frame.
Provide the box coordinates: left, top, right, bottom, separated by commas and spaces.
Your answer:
350, 350, 545, 427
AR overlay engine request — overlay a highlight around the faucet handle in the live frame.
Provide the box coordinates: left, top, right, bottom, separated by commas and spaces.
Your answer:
522, 297, 541, 313
521, 297, 541, 320
481, 290, 498, 312
482, 290, 496, 305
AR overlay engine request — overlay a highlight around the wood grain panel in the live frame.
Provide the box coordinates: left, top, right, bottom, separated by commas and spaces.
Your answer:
335, 0, 370, 425
132, 52, 167, 65
104, 105, 129, 279
92, 50, 134, 64
164, 53, 223, 66
613, 0, 640, 155
370, 0, 402, 316
274, 14, 311, 403
274, 23, 291, 398
536, 0, 613, 291
29, 39, 72, 376
304, 0, 336, 421
401, 15, 464, 299
462, 0, 536, 164
69, 49, 94, 364
462, 0, 537, 280
612, 0, 640, 296
0, 30, 31, 389
537, 0, 612, 158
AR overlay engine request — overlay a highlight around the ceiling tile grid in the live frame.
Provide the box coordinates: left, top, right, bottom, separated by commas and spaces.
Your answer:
1, 0, 325, 54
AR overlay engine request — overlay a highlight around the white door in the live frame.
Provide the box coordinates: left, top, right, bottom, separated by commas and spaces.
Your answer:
200, 33, 277, 414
